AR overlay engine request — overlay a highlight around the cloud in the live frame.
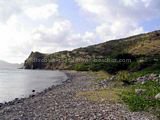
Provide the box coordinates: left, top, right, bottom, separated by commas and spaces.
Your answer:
31, 20, 96, 52
0, 0, 59, 62
0, 0, 21, 22
76, 0, 160, 21
75, 0, 160, 41
96, 20, 144, 40
0, 14, 33, 62
0, 0, 97, 63
0, 0, 58, 22
24, 4, 59, 20
31, 20, 72, 50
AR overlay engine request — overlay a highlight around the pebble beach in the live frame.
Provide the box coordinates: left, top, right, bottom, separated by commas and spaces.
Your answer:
0, 71, 157, 120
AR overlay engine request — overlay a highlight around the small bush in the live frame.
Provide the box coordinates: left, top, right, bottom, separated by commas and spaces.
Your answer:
88, 62, 105, 71
74, 63, 89, 71
116, 71, 131, 85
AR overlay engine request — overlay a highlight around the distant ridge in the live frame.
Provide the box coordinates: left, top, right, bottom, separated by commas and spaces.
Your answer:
0, 60, 23, 69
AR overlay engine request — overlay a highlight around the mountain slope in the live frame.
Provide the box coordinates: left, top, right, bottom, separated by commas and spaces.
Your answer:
0, 60, 22, 69
24, 30, 160, 71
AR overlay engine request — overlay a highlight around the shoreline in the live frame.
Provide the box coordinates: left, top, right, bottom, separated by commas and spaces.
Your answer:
0, 71, 157, 120
0, 70, 71, 109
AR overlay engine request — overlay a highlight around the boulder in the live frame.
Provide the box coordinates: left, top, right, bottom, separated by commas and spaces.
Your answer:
155, 93, 160, 100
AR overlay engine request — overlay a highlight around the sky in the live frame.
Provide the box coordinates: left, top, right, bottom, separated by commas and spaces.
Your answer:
0, 0, 160, 63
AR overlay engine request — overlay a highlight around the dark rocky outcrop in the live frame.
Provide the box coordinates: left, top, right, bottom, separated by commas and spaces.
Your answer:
24, 52, 46, 69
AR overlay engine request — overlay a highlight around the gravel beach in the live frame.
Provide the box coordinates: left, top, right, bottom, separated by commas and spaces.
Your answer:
0, 71, 157, 120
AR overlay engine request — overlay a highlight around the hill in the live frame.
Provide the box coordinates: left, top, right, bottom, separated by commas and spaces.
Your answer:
24, 30, 160, 73
0, 60, 22, 69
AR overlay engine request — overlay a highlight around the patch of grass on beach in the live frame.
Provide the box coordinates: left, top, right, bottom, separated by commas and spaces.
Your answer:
121, 81, 160, 117
91, 71, 111, 82
84, 70, 160, 117
77, 88, 123, 103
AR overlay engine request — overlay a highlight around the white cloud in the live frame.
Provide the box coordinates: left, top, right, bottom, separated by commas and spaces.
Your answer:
122, 0, 152, 7
31, 20, 96, 52
24, 4, 59, 20
0, 1, 21, 22
76, 0, 160, 21
0, 1, 96, 63
31, 20, 72, 49
75, 0, 160, 41
0, 1, 57, 63
0, 15, 32, 63
0, 0, 58, 22
96, 20, 144, 40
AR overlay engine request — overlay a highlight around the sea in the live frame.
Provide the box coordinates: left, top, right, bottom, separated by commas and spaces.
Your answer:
0, 69, 67, 103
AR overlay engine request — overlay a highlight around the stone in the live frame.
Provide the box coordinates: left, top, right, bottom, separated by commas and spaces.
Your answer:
135, 89, 146, 95
32, 90, 35, 92
0, 103, 3, 107
155, 93, 160, 100
135, 73, 160, 84
110, 76, 115, 81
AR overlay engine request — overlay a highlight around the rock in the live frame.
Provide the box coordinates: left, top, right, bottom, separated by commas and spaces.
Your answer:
32, 90, 35, 92
155, 93, 160, 100
110, 76, 115, 81
135, 89, 146, 95
137, 77, 146, 83
150, 73, 158, 78
0, 103, 3, 107
15, 98, 19, 101
148, 73, 158, 81
135, 73, 160, 84
97, 79, 108, 88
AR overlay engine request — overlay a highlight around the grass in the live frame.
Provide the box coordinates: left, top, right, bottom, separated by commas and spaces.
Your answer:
115, 68, 160, 83
129, 39, 160, 55
114, 70, 160, 117
77, 88, 123, 103
77, 69, 160, 118
91, 71, 111, 82
121, 81, 160, 117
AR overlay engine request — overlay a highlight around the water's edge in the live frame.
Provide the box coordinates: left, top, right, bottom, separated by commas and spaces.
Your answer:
0, 71, 70, 108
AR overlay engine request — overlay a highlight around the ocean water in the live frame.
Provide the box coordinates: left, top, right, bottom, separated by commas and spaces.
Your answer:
0, 69, 67, 103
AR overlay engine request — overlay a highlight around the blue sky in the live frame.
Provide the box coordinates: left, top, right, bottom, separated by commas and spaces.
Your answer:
140, 17, 160, 31
58, 0, 97, 33
0, 0, 160, 63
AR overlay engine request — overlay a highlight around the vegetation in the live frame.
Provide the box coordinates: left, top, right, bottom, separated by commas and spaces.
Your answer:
77, 70, 160, 118
77, 88, 122, 103
74, 63, 89, 71
121, 81, 160, 117
92, 71, 111, 82
116, 71, 131, 84
73, 53, 137, 74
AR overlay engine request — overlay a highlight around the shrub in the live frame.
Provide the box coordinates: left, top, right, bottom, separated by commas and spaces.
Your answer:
116, 71, 131, 84
74, 63, 89, 71
88, 62, 105, 71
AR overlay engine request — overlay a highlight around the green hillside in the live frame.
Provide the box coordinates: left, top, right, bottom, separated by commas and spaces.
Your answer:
24, 30, 160, 74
